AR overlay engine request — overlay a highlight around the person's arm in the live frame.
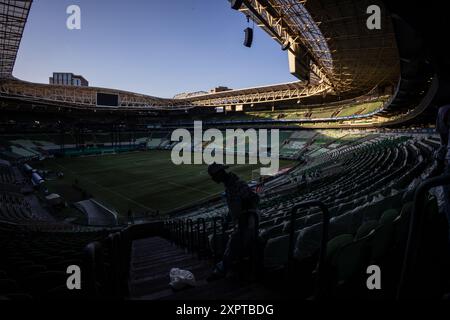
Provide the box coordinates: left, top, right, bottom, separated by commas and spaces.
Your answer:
435, 145, 446, 165
429, 145, 445, 178
431, 111, 448, 176
435, 121, 448, 162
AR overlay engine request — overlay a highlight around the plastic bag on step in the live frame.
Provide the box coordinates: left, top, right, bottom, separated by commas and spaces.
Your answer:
169, 268, 196, 290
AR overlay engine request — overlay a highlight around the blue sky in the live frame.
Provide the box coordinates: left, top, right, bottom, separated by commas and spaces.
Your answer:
14, 0, 297, 98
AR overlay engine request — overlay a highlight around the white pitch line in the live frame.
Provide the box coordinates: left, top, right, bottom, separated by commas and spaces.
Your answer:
167, 181, 215, 197
52, 162, 154, 211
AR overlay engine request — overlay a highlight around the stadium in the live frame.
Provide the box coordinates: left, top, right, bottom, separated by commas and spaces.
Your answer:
1, 0, 450, 305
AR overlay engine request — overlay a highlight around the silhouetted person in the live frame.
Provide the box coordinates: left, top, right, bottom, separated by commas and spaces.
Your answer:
206, 163, 260, 281
434, 105, 450, 236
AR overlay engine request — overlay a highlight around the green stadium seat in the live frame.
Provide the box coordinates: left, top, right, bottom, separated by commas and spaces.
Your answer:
370, 209, 400, 262
355, 220, 378, 240
330, 231, 374, 290
260, 224, 285, 241
379, 209, 399, 225
293, 223, 322, 260
264, 234, 292, 268
325, 234, 354, 263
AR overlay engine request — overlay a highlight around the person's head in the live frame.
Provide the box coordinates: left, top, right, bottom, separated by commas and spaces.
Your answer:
207, 163, 229, 184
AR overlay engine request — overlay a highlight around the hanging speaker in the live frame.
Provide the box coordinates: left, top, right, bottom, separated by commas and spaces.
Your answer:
231, 0, 244, 10
244, 27, 253, 48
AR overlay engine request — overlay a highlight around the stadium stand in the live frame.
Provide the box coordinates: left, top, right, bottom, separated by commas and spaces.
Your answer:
1, 0, 450, 303
0, 222, 112, 300
0, 159, 123, 299
73, 133, 446, 300
0, 128, 448, 300
246, 100, 385, 121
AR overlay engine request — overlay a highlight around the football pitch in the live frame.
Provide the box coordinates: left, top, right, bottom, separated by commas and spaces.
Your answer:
40, 150, 295, 217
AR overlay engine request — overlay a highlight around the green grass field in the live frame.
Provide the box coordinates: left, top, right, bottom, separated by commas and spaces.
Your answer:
39, 150, 295, 217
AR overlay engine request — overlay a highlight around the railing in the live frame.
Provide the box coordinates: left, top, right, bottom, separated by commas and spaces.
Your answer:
83, 201, 335, 299
84, 198, 333, 299
83, 221, 165, 299
197, 218, 208, 258
164, 217, 212, 257
186, 219, 194, 252
164, 214, 261, 277
107, 232, 122, 296
165, 215, 227, 261
397, 174, 450, 299
83, 241, 104, 298
212, 216, 226, 263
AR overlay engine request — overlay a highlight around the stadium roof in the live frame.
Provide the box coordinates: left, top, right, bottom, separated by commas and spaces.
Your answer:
238, 0, 400, 95
0, 0, 415, 125
189, 80, 331, 106
0, 0, 31, 79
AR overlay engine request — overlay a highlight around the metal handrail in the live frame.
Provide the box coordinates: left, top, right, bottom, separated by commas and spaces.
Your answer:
83, 241, 103, 298
180, 220, 185, 246
397, 174, 450, 299
107, 232, 122, 297
186, 219, 194, 252
168, 221, 175, 244
213, 216, 225, 263
197, 218, 207, 258
174, 220, 179, 245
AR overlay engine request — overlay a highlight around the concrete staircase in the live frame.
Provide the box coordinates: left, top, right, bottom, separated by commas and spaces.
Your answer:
128, 237, 278, 300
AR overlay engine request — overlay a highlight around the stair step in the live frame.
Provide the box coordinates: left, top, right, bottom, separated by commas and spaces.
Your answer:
128, 236, 278, 300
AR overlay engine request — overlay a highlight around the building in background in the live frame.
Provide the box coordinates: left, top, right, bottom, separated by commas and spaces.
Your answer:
210, 86, 232, 94
49, 73, 89, 86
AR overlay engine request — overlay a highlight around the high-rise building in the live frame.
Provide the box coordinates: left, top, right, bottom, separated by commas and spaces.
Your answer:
49, 72, 89, 86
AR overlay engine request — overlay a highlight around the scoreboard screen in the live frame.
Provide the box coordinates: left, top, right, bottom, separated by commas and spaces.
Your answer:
96, 92, 119, 107
288, 45, 311, 82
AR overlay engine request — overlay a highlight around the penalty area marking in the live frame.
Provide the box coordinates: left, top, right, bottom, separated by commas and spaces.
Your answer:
51, 162, 155, 212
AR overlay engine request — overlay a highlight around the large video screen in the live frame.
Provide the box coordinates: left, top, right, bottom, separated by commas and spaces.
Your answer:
96, 92, 119, 107
288, 45, 311, 82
